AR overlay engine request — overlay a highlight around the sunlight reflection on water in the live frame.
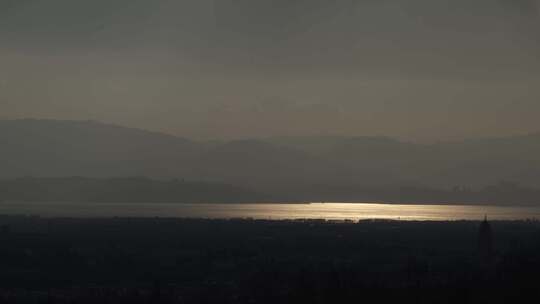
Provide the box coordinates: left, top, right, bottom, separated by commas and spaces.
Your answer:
1, 202, 540, 220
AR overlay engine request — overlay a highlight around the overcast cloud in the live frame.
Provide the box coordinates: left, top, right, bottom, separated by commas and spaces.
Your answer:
1, 0, 539, 141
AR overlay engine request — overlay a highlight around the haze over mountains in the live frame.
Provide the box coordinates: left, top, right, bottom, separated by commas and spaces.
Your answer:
0, 120, 376, 193
2, 119, 540, 196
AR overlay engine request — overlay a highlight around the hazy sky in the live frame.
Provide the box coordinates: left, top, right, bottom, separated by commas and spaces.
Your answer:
1, 0, 540, 141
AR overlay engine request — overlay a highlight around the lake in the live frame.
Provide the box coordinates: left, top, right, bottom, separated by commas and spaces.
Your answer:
1, 202, 539, 221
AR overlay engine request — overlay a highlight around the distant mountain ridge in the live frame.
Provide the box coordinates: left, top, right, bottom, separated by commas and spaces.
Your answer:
0, 119, 203, 178
0, 119, 381, 192
1, 119, 540, 196
0, 176, 266, 203
267, 133, 540, 188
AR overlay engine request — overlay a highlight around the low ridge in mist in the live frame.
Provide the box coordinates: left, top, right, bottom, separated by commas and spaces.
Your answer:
1, 119, 540, 204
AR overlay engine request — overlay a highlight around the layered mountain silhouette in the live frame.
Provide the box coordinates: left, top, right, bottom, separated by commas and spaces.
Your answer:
0, 120, 385, 191
268, 134, 540, 188
0, 177, 264, 204
1, 119, 540, 204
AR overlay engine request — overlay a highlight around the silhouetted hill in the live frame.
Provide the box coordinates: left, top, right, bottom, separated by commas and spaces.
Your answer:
0, 120, 391, 194
185, 139, 387, 191
0, 177, 265, 203
2, 119, 540, 202
0, 119, 204, 178
267, 134, 540, 188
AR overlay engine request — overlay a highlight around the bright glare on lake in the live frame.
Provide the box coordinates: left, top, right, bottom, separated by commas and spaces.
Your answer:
1, 202, 540, 221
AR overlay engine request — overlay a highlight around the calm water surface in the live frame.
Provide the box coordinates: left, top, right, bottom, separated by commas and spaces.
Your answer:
1, 202, 540, 221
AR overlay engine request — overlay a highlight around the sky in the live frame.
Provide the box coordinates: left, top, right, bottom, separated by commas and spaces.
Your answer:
1, 0, 540, 141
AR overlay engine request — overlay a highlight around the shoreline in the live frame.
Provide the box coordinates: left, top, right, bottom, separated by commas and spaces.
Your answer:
0, 214, 538, 222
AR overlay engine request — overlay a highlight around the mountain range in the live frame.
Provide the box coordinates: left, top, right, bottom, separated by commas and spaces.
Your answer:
1, 119, 540, 198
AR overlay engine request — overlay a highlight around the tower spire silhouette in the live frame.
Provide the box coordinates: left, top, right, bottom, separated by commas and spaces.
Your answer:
478, 215, 494, 262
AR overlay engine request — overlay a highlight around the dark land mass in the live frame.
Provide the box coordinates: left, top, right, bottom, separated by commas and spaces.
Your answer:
2, 119, 540, 205
294, 181, 540, 206
0, 177, 266, 204
1, 177, 540, 206
2, 119, 540, 197
0, 216, 539, 303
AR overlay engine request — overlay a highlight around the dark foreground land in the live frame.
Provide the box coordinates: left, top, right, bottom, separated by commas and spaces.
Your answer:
0, 216, 539, 304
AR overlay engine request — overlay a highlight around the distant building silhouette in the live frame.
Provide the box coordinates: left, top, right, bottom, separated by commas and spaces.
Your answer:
478, 215, 494, 261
